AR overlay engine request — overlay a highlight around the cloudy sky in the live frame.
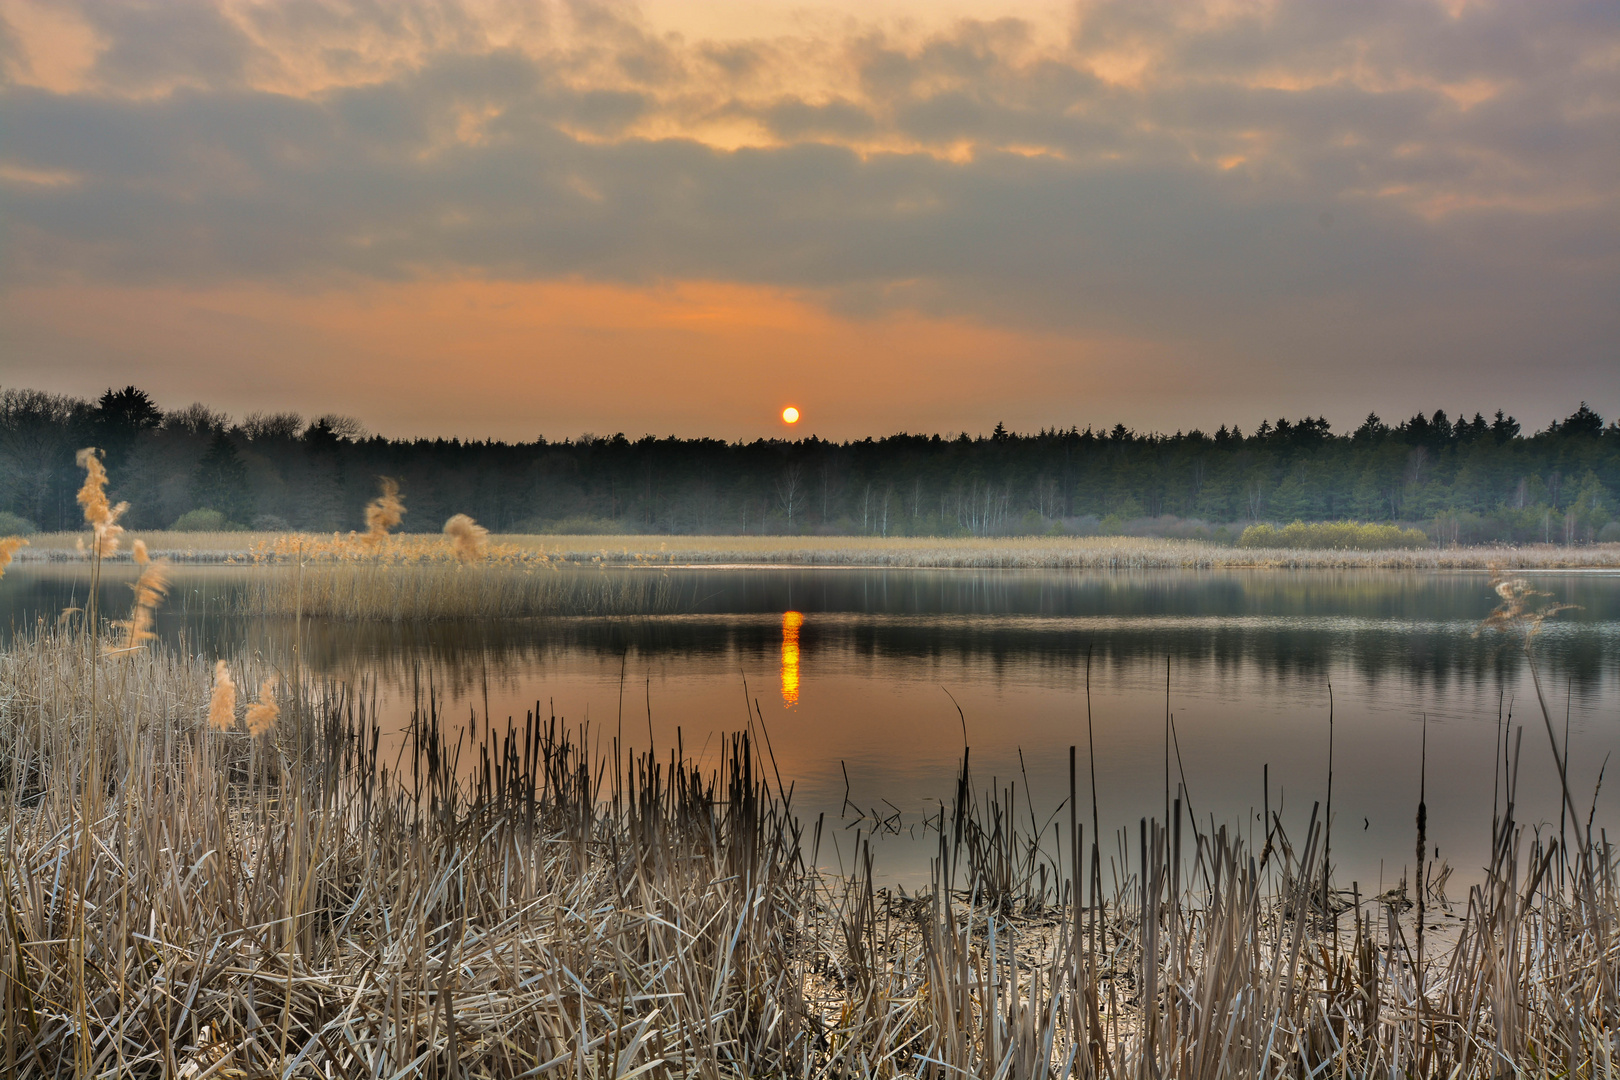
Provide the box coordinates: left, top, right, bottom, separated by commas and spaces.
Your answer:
1, 0, 1615, 440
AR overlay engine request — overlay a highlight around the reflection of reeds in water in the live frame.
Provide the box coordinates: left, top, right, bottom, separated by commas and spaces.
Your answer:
4, 615, 1619, 1076
239, 562, 680, 620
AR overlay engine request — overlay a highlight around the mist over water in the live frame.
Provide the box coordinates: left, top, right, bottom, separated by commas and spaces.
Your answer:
5, 564, 1618, 887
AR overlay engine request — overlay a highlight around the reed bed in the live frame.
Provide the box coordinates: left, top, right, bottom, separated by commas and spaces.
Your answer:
235, 562, 681, 620
3, 617, 1618, 1077
14, 531, 1620, 571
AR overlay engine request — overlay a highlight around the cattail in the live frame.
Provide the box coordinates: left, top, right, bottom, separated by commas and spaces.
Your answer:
208, 660, 237, 731
0, 536, 26, 579
444, 513, 489, 561
75, 447, 128, 558
244, 678, 279, 737
361, 478, 405, 547
108, 556, 170, 655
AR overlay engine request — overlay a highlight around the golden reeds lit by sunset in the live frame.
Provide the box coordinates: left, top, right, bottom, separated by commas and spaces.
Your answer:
0, 536, 25, 578
208, 660, 236, 731
361, 477, 404, 547
244, 678, 279, 736
75, 447, 127, 558
443, 513, 489, 560
107, 539, 170, 656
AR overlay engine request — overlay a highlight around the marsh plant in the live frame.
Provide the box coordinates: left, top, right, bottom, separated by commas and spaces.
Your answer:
1, 614, 1617, 1077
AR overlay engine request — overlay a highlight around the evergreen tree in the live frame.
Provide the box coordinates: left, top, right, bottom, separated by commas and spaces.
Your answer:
191, 431, 250, 525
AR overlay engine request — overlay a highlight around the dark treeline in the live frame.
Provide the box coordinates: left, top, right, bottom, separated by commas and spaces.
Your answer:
1, 385, 1616, 543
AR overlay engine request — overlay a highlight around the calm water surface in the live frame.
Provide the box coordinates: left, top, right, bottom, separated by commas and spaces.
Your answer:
6, 565, 1618, 887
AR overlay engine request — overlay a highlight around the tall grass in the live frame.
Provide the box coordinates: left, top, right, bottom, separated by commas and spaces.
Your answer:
2, 607, 1618, 1076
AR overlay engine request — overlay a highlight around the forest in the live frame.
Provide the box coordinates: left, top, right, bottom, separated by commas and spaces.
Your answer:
0, 385, 1615, 543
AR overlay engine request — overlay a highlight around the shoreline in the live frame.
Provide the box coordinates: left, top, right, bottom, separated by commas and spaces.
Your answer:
9, 530, 1620, 571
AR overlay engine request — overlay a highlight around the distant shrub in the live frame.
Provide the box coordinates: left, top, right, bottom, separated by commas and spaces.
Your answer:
252, 514, 291, 531
1600, 522, 1620, 543
0, 511, 38, 536
1239, 520, 1429, 550
171, 508, 230, 532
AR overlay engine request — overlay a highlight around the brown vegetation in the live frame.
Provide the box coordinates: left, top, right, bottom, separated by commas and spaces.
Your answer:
1, 618, 1616, 1076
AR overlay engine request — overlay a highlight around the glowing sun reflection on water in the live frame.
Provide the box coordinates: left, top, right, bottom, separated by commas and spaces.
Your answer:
781, 610, 803, 706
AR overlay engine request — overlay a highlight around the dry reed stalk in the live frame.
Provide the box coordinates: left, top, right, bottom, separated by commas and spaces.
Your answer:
443, 513, 489, 560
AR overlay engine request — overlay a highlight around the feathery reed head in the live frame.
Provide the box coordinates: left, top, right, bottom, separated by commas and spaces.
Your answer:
0, 536, 26, 579
108, 556, 171, 655
75, 447, 128, 558
443, 513, 489, 561
208, 660, 236, 731
244, 678, 280, 737
133, 539, 149, 565
361, 477, 405, 547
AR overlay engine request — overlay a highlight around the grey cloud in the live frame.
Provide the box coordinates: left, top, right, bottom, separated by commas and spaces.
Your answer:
1, 0, 1617, 412
80, 0, 260, 92
762, 99, 876, 141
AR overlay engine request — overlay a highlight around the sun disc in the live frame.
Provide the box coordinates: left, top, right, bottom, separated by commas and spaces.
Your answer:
782, 406, 800, 424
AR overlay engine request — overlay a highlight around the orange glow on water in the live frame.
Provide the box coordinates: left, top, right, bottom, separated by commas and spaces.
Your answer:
781, 610, 804, 706
782, 406, 800, 424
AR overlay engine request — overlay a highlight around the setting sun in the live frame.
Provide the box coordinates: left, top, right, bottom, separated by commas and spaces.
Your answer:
782, 406, 800, 424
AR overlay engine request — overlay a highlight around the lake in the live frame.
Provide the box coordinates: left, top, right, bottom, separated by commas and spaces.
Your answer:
5, 563, 1617, 888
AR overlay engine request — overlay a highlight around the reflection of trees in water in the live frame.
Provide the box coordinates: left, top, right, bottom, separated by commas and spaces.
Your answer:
7, 564, 1618, 622
3, 566, 1614, 696
207, 615, 1620, 699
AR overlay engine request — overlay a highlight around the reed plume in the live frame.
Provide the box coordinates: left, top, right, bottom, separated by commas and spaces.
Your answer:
208, 660, 236, 731
244, 678, 279, 736
107, 546, 170, 655
361, 478, 404, 547
0, 536, 26, 578
443, 513, 489, 560
75, 447, 127, 558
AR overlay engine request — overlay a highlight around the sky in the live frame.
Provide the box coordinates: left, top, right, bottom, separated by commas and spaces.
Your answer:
0, 0, 1616, 442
